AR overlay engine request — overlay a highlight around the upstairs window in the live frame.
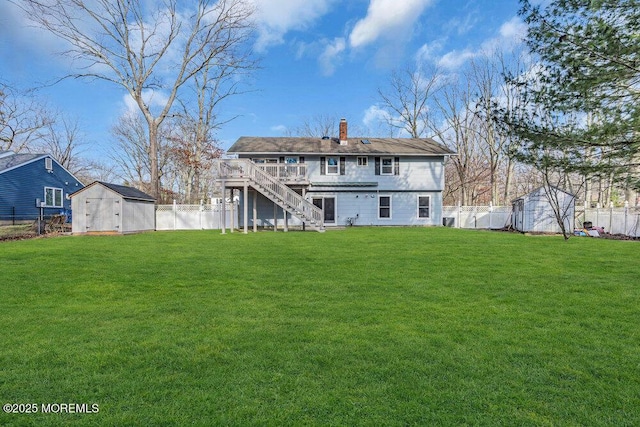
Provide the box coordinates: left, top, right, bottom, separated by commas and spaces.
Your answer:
326, 157, 339, 175
381, 157, 394, 175
375, 157, 400, 175
320, 157, 345, 175
44, 187, 63, 208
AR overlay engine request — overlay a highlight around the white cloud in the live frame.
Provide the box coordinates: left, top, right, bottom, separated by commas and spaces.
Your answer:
123, 89, 170, 115
499, 16, 527, 42
363, 104, 390, 128
415, 39, 445, 64
432, 16, 527, 71
250, 0, 335, 52
349, 0, 434, 48
318, 38, 346, 76
362, 104, 395, 135
271, 124, 288, 134
437, 49, 477, 70
446, 12, 479, 36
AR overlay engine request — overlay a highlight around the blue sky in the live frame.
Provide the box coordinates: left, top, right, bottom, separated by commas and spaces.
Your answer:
0, 0, 527, 157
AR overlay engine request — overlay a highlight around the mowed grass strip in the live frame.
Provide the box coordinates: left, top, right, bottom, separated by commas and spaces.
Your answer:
0, 228, 638, 426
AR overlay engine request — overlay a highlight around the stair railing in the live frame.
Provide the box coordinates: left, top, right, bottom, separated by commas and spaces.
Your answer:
217, 159, 324, 227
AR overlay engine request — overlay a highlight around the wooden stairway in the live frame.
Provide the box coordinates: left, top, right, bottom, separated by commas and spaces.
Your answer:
217, 159, 325, 232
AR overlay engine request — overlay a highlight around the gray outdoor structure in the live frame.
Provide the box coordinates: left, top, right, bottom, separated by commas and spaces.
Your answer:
511, 186, 575, 233
70, 181, 156, 234
216, 119, 455, 233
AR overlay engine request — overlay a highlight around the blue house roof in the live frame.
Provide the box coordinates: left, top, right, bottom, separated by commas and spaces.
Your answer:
0, 153, 50, 174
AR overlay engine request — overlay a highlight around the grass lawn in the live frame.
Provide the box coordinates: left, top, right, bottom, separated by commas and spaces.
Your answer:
0, 227, 639, 426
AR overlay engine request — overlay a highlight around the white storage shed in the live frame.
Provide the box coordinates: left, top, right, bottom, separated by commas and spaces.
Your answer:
512, 186, 575, 233
70, 181, 156, 234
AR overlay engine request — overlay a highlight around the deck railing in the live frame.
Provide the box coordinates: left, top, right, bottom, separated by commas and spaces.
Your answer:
256, 164, 307, 181
217, 159, 323, 228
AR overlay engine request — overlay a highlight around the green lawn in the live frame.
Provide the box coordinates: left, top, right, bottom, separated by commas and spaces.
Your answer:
0, 228, 638, 426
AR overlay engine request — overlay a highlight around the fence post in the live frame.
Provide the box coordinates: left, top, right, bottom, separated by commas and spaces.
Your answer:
199, 200, 204, 230
173, 199, 177, 231
489, 202, 493, 229
457, 202, 462, 228
624, 201, 629, 236
609, 201, 614, 233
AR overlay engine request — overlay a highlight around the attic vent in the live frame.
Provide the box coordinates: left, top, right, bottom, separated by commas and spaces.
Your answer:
45, 158, 53, 171
361, 139, 371, 144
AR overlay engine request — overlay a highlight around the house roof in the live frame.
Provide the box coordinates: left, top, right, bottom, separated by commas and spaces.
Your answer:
0, 152, 48, 174
71, 181, 156, 202
228, 136, 455, 156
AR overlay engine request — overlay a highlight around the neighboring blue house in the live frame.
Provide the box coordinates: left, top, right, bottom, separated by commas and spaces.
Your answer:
216, 119, 455, 232
0, 150, 84, 223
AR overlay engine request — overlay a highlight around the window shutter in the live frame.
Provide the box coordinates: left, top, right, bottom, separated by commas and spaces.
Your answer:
375, 157, 380, 175
394, 157, 400, 175
320, 157, 326, 175
340, 157, 346, 175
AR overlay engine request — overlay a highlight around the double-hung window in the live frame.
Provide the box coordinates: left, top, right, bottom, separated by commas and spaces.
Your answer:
44, 187, 63, 208
381, 157, 394, 175
418, 195, 431, 218
326, 156, 339, 175
378, 195, 391, 219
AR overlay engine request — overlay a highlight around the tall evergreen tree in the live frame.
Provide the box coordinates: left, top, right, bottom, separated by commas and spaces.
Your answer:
503, 0, 640, 192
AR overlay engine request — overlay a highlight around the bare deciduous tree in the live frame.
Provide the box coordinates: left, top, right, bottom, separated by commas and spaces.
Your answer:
19, 0, 257, 200
34, 113, 87, 175
0, 83, 53, 153
377, 65, 442, 138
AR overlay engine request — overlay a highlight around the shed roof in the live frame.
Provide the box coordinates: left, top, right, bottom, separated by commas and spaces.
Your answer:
512, 186, 575, 203
71, 181, 156, 202
228, 136, 455, 156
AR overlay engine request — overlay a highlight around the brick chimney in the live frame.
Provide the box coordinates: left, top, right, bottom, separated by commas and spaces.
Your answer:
339, 118, 348, 145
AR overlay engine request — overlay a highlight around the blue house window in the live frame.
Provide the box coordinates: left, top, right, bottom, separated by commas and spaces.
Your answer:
326, 157, 339, 175
378, 195, 391, 219
418, 195, 431, 218
44, 187, 63, 208
381, 157, 394, 175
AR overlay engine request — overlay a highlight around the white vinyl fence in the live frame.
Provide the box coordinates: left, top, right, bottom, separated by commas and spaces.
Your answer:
580, 206, 640, 237
443, 206, 512, 230
443, 205, 640, 237
156, 202, 238, 230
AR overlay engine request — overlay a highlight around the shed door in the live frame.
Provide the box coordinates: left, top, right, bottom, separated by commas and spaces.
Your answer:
86, 198, 120, 231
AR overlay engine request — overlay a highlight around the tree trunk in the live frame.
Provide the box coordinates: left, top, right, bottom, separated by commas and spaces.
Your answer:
149, 122, 160, 202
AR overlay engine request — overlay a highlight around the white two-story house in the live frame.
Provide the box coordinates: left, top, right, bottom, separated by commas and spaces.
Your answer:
216, 119, 455, 232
